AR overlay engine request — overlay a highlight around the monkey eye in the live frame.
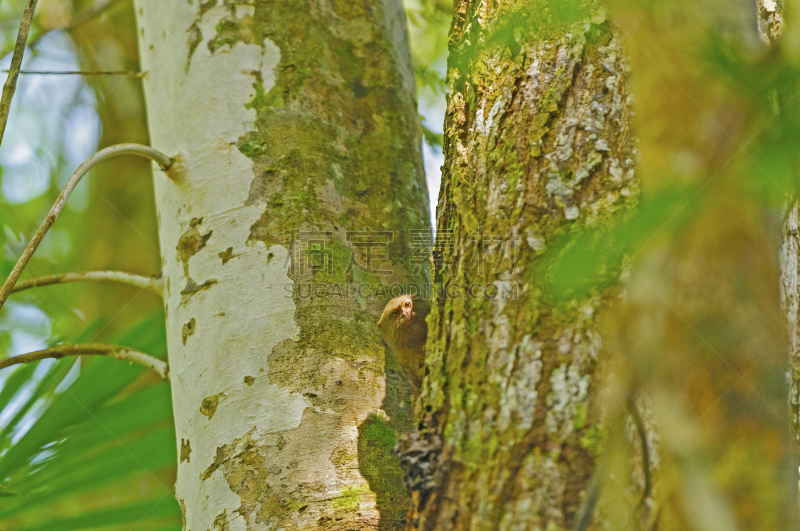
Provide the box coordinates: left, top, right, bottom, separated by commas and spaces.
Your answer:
393, 310, 398, 315
404, 302, 411, 307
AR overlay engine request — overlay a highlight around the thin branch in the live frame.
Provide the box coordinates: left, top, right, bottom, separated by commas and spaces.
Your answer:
4, 70, 144, 77
0, 144, 173, 311
628, 394, 653, 505
10, 271, 163, 296
647, 505, 663, 531
0, 344, 169, 380
572, 464, 606, 531
572, 410, 628, 531
0, 0, 39, 147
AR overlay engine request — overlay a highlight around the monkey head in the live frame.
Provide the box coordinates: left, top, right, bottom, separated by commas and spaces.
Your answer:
377, 294, 429, 351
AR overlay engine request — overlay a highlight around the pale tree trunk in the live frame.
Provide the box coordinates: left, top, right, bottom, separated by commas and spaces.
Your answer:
760, 0, 800, 447
763, 0, 800, 450
408, 1, 638, 529
783, 206, 800, 444
768, 0, 800, 454
134, 1, 429, 529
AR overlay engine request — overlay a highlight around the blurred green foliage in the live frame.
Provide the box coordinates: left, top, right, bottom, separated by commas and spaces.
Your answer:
0, 314, 179, 530
0, 0, 456, 528
589, 0, 799, 528
0, 0, 173, 528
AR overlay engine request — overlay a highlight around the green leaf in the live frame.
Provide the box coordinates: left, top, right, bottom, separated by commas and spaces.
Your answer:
544, 185, 700, 299
422, 124, 444, 148
0, 313, 177, 529
18, 497, 181, 531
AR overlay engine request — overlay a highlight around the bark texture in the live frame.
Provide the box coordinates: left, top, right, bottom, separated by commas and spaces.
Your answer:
756, 0, 784, 45
781, 206, 800, 443
413, 1, 637, 529
761, 0, 800, 454
764, 0, 800, 450
134, 1, 429, 529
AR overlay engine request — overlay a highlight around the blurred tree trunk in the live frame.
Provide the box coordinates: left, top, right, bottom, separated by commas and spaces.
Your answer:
783, 205, 800, 443
134, 1, 430, 529
761, 0, 800, 449
758, 0, 800, 451
766, 0, 800, 458
410, 1, 638, 529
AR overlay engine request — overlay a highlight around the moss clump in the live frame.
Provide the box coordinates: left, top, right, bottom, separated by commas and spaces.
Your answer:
358, 414, 409, 523
362, 414, 397, 451
579, 424, 607, 455
462, 427, 486, 470
283, 498, 309, 512
246, 82, 283, 111
333, 484, 368, 511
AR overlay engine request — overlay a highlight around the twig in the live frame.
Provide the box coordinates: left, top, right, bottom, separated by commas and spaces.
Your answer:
628, 394, 652, 504
0, 0, 39, 147
647, 505, 663, 531
0, 343, 169, 380
0, 144, 173, 311
4, 70, 144, 77
572, 463, 607, 531
572, 410, 628, 531
10, 271, 163, 296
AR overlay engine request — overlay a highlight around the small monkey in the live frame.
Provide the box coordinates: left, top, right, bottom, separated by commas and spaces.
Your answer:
378, 294, 429, 387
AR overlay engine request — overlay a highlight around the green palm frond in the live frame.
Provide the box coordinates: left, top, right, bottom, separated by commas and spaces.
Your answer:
0, 313, 180, 530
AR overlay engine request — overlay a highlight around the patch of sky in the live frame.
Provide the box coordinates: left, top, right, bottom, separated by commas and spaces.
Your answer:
0, 30, 97, 411
0, 31, 99, 208
418, 55, 446, 231
0, 302, 51, 355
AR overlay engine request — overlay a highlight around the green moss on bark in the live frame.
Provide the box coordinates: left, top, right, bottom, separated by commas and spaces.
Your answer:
416, 1, 638, 529
187, 1, 430, 529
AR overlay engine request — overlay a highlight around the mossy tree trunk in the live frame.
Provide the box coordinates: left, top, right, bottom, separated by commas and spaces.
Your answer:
412, 1, 637, 529
134, 1, 429, 529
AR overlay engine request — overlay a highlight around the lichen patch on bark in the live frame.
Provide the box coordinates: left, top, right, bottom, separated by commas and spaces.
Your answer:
182, 317, 196, 345
180, 438, 192, 463
177, 218, 212, 264
201, 393, 224, 419
196, 413, 383, 529
218, 246, 237, 264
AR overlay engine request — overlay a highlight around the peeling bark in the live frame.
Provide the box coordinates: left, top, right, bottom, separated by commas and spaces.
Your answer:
135, 1, 429, 529
412, 1, 638, 529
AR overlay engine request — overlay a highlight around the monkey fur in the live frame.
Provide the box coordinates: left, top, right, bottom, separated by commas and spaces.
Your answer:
377, 294, 429, 387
